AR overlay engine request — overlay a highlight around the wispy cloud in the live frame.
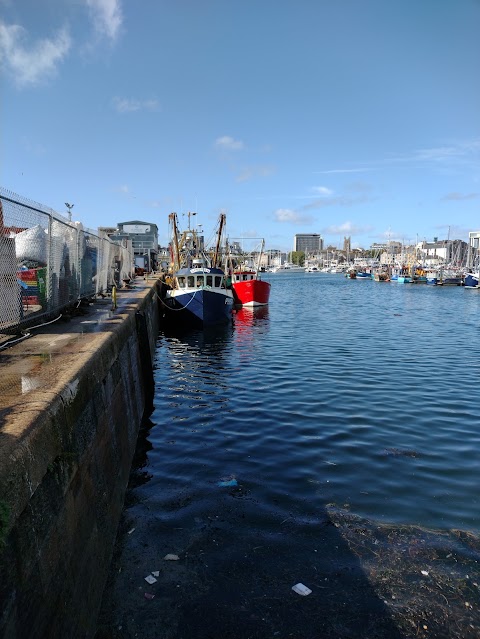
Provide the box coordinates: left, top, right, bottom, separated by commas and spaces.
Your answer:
112, 96, 160, 113
214, 136, 245, 151
322, 221, 374, 235
21, 136, 47, 156
413, 139, 480, 162
273, 208, 314, 224
235, 165, 275, 183
314, 168, 372, 174
302, 194, 372, 211
441, 191, 479, 201
115, 184, 136, 198
0, 21, 71, 87
384, 138, 480, 168
85, 0, 123, 42
315, 139, 480, 175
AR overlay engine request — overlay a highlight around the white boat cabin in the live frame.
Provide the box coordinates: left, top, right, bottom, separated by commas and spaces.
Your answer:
176, 273, 227, 289
233, 271, 256, 283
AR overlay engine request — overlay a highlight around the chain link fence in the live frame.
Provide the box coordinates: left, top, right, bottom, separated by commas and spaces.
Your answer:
0, 188, 134, 334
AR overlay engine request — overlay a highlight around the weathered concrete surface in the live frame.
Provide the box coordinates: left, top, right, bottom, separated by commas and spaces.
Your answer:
0, 276, 164, 639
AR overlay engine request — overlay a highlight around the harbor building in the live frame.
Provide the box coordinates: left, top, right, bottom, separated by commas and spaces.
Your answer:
467, 230, 480, 267
416, 239, 468, 266
293, 233, 323, 255
110, 220, 159, 272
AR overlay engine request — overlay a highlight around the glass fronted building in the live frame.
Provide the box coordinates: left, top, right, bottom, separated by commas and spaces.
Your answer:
293, 233, 323, 254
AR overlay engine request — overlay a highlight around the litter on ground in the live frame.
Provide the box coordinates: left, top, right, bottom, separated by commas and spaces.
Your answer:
292, 583, 312, 596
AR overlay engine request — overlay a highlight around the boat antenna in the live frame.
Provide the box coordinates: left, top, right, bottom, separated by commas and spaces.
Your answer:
187, 211, 196, 231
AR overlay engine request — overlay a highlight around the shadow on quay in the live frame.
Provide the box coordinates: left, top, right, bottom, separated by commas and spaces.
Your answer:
96, 418, 405, 639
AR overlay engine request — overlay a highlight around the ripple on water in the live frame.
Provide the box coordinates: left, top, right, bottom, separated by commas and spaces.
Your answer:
147, 275, 480, 535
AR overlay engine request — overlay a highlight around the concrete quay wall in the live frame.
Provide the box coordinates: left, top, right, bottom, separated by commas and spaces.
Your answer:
0, 278, 164, 639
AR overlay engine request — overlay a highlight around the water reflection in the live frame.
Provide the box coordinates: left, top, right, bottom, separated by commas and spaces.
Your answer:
234, 305, 270, 325
232, 307, 270, 361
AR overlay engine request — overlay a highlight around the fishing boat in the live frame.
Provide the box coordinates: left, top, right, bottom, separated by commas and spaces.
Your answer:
464, 271, 479, 288
163, 212, 234, 327
231, 239, 271, 307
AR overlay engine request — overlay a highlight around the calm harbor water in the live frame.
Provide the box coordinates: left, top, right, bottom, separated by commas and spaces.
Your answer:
153, 272, 479, 533
98, 273, 480, 638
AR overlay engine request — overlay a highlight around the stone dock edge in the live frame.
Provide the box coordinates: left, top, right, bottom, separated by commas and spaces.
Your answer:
0, 276, 167, 639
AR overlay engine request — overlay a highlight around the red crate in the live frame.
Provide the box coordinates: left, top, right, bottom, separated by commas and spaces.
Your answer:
18, 269, 38, 282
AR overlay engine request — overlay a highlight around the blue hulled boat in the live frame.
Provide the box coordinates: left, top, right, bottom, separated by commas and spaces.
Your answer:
464, 271, 479, 289
164, 212, 234, 327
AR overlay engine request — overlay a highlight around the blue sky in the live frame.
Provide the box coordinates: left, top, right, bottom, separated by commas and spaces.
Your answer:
1, 0, 479, 251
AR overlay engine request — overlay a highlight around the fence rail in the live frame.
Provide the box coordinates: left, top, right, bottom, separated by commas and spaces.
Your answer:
0, 188, 134, 334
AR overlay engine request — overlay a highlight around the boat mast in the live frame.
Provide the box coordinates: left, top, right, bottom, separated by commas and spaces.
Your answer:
257, 238, 265, 273
212, 213, 226, 268
169, 212, 181, 272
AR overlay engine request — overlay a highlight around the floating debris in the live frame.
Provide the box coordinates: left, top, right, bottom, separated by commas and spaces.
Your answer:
152, 571, 160, 577
144, 592, 155, 600
218, 475, 238, 487
144, 575, 157, 584
163, 554, 180, 561
292, 583, 312, 596
384, 447, 419, 458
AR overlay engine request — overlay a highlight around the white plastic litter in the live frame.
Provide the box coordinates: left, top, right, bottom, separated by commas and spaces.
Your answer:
144, 575, 157, 584
164, 554, 180, 561
15, 225, 48, 264
292, 583, 312, 596
152, 571, 160, 577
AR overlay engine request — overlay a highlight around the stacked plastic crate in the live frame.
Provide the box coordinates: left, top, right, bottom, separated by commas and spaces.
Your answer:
18, 267, 46, 309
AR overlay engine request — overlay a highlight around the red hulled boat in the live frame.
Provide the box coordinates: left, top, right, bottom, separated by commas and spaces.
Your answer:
232, 268, 271, 306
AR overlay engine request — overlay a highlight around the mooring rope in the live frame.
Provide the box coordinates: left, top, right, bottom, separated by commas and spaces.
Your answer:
155, 287, 199, 311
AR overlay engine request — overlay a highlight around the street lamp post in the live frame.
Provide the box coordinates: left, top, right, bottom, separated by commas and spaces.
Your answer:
65, 202, 74, 222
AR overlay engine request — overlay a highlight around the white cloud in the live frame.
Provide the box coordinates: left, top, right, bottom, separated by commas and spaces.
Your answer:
0, 21, 71, 87
214, 136, 245, 151
112, 97, 160, 113
273, 208, 314, 224
85, 0, 123, 41
311, 186, 333, 196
